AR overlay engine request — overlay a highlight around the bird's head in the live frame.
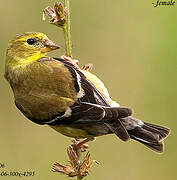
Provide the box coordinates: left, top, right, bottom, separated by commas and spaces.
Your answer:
5, 32, 60, 68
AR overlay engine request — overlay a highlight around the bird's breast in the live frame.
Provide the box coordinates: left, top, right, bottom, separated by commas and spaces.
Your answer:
12, 60, 77, 121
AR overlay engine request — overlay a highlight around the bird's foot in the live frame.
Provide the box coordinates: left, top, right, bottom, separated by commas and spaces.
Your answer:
71, 138, 96, 152
60, 55, 80, 68
71, 138, 89, 152
61, 55, 94, 72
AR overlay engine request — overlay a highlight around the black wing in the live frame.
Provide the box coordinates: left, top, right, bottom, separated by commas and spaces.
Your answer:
46, 58, 132, 141
47, 101, 132, 141
54, 58, 111, 106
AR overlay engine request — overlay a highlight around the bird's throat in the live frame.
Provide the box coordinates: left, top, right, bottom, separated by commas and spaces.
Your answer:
5, 52, 46, 84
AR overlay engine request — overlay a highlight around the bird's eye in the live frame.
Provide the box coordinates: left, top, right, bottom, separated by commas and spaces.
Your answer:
27, 38, 36, 45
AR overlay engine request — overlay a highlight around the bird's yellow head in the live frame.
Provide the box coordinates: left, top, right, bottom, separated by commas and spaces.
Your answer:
5, 32, 60, 69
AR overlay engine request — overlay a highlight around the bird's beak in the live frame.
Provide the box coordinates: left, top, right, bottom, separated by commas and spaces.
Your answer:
41, 39, 60, 53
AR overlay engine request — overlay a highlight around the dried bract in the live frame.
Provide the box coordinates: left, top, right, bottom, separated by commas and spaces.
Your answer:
43, 2, 66, 27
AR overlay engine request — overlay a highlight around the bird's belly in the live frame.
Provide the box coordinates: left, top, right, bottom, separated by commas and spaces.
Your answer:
49, 125, 92, 139
49, 123, 111, 139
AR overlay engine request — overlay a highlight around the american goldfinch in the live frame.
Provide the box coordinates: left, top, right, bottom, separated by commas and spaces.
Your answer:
5, 32, 170, 153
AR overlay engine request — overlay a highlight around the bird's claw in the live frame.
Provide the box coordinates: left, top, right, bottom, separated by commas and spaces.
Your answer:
71, 139, 89, 152
60, 55, 80, 68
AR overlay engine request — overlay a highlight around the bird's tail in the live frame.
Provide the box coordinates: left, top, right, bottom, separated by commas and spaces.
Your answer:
106, 116, 170, 153
127, 120, 170, 153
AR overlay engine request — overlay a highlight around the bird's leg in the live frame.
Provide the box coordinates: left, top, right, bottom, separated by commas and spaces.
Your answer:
71, 137, 96, 152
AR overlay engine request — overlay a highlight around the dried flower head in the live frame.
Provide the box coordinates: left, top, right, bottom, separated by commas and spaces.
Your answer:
43, 2, 66, 27
52, 139, 99, 178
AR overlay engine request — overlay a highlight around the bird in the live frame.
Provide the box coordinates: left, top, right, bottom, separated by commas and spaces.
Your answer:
4, 32, 170, 153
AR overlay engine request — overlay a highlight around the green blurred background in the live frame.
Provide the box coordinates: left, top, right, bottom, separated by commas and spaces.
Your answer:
0, 0, 177, 179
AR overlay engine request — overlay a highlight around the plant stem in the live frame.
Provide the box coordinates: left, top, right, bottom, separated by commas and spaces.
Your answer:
77, 175, 84, 180
63, 0, 72, 57
76, 149, 83, 180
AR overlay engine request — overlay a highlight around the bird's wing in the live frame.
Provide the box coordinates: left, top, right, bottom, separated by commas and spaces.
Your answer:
46, 101, 132, 141
40, 58, 132, 141
53, 58, 111, 107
